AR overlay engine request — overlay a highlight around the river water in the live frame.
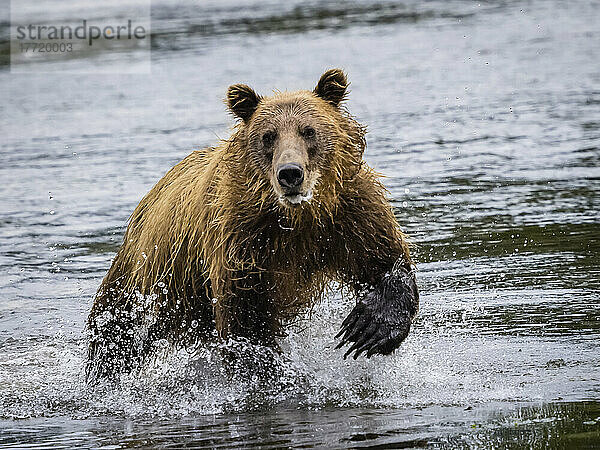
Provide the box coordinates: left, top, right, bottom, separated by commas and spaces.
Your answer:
1, 0, 599, 448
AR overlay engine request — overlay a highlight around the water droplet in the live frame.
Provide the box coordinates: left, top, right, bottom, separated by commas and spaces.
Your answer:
278, 217, 294, 231
191, 320, 198, 329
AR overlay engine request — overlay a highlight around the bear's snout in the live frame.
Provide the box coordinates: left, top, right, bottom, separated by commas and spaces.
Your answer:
277, 163, 304, 190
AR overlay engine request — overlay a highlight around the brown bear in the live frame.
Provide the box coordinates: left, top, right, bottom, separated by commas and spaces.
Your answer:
86, 69, 419, 381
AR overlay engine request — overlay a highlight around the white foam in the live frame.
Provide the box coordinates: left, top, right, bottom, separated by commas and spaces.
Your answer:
281, 190, 313, 205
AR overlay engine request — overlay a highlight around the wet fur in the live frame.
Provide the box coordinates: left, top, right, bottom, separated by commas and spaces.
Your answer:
87, 71, 416, 379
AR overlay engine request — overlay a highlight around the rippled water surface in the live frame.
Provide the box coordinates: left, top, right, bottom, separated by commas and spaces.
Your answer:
1, 0, 599, 448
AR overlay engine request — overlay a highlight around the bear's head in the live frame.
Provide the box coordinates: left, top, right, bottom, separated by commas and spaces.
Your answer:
226, 69, 365, 211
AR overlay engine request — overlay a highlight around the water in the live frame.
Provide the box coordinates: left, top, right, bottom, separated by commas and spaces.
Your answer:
1, 0, 599, 447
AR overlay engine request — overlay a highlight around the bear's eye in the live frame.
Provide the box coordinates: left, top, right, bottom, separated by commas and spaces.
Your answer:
301, 126, 316, 139
262, 131, 277, 147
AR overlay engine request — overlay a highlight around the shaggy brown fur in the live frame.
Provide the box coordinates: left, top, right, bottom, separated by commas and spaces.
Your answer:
87, 69, 418, 380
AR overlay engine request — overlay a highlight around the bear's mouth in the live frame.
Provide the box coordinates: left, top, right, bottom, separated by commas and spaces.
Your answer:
280, 190, 313, 206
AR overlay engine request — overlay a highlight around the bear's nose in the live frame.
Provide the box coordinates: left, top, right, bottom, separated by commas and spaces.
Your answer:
277, 163, 304, 189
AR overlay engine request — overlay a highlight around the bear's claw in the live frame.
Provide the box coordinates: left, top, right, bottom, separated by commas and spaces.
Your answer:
336, 295, 411, 359
335, 264, 418, 360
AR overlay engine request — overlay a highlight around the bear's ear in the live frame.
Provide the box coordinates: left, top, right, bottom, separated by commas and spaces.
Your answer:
314, 69, 348, 107
227, 84, 262, 122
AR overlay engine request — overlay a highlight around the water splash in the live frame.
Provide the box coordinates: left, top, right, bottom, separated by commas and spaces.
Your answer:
1, 290, 574, 421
